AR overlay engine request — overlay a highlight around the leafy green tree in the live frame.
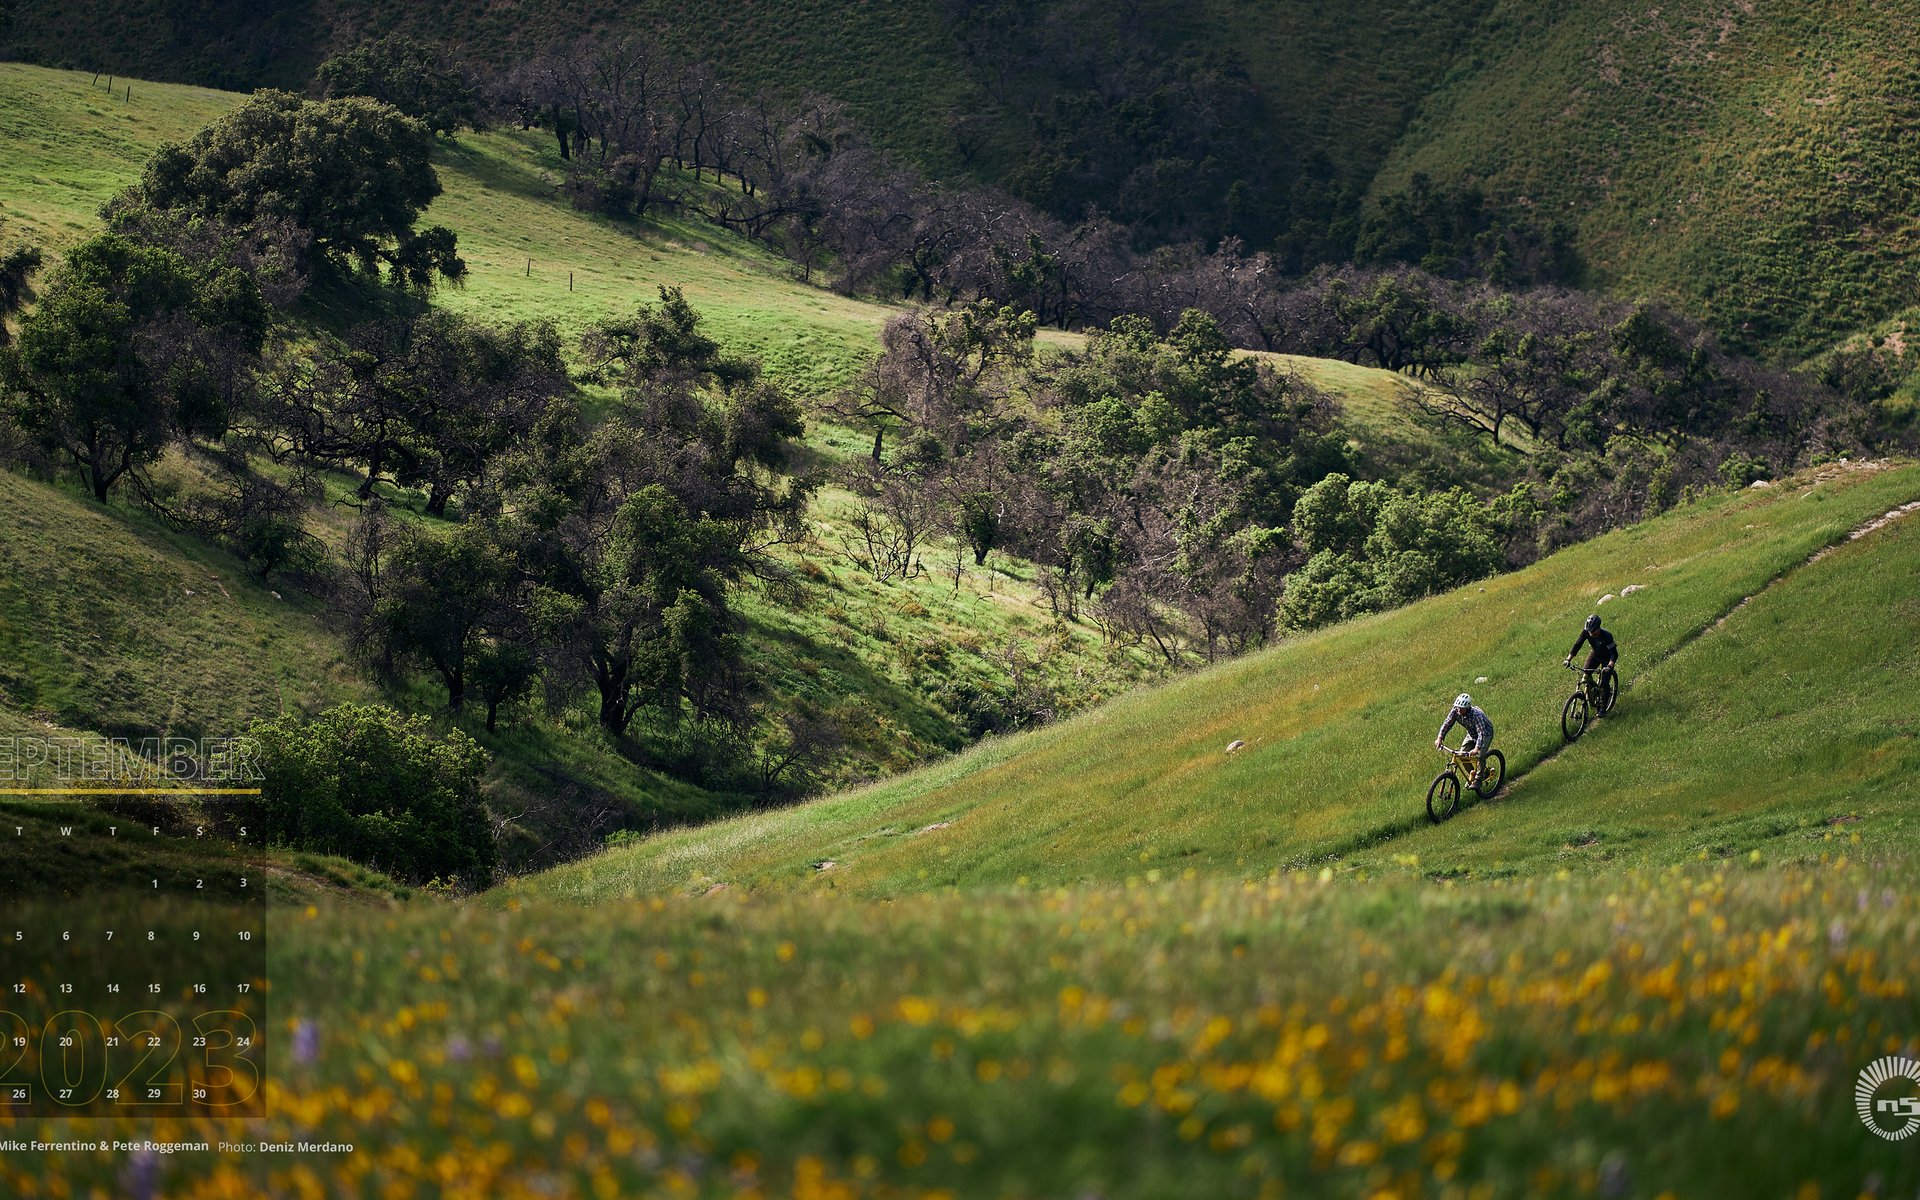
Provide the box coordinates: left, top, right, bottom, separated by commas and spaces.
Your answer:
360, 521, 523, 714
0, 219, 40, 347
257, 310, 565, 510
315, 36, 481, 137
1280, 474, 1503, 631
581, 286, 758, 391
248, 703, 494, 886
489, 298, 810, 738
469, 639, 539, 734
2, 233, 267, 499
130, 91, 464, 289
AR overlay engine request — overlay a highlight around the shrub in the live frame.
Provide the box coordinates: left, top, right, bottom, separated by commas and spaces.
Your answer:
1717, 454, 1772, 489
1279, 473, 1503, 632
249, 703, 494, 886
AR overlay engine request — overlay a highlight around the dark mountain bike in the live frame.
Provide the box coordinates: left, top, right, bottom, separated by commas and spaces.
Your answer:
1560, 662, 1618, 742
1427, 744, 1505, 823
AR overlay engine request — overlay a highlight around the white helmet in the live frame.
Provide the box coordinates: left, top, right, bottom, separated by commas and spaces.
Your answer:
1454, 693, 1473, 709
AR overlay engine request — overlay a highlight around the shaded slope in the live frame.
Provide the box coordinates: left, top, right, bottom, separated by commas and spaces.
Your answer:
4, 0, 1492, 199
1378, 1, 1920, 358
0, 471, 365, 741
509, 461, 1920, 900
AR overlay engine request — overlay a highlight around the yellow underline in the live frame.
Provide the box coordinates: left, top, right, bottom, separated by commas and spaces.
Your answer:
0, 788, 262, 795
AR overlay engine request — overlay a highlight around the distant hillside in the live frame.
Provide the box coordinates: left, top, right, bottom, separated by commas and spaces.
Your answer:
1375, 0, 1920, 360
10, 2, 1920, 356
0, 0, 1487, 202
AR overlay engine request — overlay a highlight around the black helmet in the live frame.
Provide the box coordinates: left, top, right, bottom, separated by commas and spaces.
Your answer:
1584, 614, 1601, 632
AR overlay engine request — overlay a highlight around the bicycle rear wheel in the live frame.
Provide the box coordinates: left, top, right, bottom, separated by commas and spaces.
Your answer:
1427, 771, 1461, 823
1596, 669, 1618, 715
1474, 749, 1506, 798
1561, 692, 1588, 742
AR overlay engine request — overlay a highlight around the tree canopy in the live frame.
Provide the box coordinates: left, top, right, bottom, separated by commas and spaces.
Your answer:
316, 35, 482, 137
3, 232, 267, 499
131, 90, 464, 289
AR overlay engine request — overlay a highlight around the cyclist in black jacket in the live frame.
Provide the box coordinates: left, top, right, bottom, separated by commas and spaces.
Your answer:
1565, 614, 1618, 675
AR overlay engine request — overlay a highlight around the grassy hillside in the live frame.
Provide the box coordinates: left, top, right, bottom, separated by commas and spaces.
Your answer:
1, 0, 1490, 194
1350, 492, 1920, 878
0, 470, 365, 742
14, 3, 1920, 358
513, 459, 1920, 900
1375, 2, 1920, 359
0, 65, 892, 400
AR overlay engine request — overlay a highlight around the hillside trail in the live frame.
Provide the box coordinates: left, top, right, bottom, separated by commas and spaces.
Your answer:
1497, 463, 1920, 796
1314, 464, 1920, 860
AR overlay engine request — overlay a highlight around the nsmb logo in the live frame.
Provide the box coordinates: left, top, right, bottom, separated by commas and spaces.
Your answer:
1856, 1056, 1920, 1141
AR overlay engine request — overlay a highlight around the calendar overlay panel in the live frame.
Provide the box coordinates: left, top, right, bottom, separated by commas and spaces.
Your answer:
0, 783, 267, 1118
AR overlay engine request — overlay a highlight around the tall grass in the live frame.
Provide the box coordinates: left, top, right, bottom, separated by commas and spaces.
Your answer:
9, 855, 1917, 1196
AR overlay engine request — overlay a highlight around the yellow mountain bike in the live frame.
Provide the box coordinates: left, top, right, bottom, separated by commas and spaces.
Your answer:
1427, 743, 1505, 823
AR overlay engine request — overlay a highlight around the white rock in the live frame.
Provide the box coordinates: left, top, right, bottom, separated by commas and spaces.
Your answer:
1475, 676, 1488, 684
1620, 584, 1644, 596
1597, 593, 1616, 605
1225, 739, 1246, 754
1750, 479, 1773, 489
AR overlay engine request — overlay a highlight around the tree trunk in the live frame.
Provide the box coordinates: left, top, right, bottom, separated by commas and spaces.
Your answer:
426, 482, 451, 518
596, 660, 634, 734
358, 447, 383, 500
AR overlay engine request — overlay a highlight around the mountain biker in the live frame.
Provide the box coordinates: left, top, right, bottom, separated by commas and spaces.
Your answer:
1435, 693, 1495, 786
1564, 614, 1619, 678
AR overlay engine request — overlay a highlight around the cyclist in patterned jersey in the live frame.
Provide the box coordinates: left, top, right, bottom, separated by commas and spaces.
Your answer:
1435, 693, 1495, 787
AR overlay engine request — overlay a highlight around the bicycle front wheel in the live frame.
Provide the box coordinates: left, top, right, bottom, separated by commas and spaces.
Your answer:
1475, 749, 1506, 798
1562, 693, 1588, 742
1427, 771, 1461, 823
